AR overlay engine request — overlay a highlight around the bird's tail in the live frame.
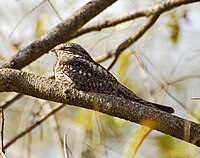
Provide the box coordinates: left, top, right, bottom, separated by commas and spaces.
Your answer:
145, 101, 174, 113
117, 84, 174, 113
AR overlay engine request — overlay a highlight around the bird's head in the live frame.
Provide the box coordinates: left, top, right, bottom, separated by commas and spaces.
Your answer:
52, 43, 93, 60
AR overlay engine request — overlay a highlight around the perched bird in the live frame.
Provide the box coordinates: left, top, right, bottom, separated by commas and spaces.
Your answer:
52, 43, 174, 113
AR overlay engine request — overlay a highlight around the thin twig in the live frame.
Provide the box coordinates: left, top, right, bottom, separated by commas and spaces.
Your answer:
3, 103, 65, 149
47, 0, 63, 21
0, 109, 5, 154
107, 15, 159, 70
72, 9, 147, 39
0, 94, 23, 110
9, 0, 47, 38
95, 51, 115, 63
63, 134, 69, 158
41, 102, 65, 157
0, 150, 7, 158
73, 0, 199, 38
191, 98, 200, 100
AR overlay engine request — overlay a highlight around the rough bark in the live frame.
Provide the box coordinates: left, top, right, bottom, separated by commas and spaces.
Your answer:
0, 68, 200, 147
0, 0, 117, 69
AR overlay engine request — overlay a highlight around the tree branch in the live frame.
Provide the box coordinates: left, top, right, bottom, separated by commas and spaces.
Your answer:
1, 0, 199, 71
0, 94, 23, 109
107, 0, 200, 70
3, 103, 65, 150
0, 109, 5, 153
0, 0, 117, 69
73, 0, 200, 38
107, 14, 159, 70
0, 68, 200, 147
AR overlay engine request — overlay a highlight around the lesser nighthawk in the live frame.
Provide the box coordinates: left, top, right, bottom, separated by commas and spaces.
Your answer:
52, 43, 174, 113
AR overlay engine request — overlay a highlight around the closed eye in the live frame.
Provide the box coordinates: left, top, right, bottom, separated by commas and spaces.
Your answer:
64, 47, 78, 52
58, 47, 66, 50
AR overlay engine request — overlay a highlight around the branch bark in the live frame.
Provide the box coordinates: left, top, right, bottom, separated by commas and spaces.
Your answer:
107, 14, 159, 70
0, 0, 117, 69
106, 0, 200, 70
1, 0, 199, 70
0, 68, 200, 147
73, 0, 200, 38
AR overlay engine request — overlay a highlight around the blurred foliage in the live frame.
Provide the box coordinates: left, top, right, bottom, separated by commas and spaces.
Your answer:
74, 108, 94, 130
116, 51, 138, 92
155, 135, 200, 158
116, 51, 132, 81
82, 148, 96, 158
167, 12, 180, 45
0, 54, 5, 60
124, 127, 152, 158
156, 135, 176, 158
74, 108, 124, 134
35, 11, 48, 39
170, 81, 184, 93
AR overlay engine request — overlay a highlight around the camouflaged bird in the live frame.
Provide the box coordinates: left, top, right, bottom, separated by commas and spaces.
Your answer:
52, 43, 174, 113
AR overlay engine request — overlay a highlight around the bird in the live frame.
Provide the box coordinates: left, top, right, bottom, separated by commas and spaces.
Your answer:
52, 43, 174, 113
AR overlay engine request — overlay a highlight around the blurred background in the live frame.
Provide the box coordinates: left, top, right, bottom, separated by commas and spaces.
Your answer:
0, 0, 200, 157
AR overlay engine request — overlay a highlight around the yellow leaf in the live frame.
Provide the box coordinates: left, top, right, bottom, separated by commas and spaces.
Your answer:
123, 126, 152, 158
35, 12, 47, 38
167, 12, 180, 45
116, 51, 132, 81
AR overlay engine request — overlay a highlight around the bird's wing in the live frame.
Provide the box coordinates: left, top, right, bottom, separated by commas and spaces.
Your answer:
59, 57, 118, 94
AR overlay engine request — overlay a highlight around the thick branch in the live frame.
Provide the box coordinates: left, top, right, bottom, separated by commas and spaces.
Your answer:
0, 68, 200, 147
0, 0, 116, 69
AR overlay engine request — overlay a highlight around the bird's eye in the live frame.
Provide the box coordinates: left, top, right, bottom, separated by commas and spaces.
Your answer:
65, 47, 78, 52
58, 47, 66, 50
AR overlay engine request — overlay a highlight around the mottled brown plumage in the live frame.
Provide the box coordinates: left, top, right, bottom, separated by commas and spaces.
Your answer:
52, 43, 174, 113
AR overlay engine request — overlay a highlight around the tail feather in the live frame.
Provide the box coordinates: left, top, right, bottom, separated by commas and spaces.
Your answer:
146, 102, 174, 113
117, 84, 174, 113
